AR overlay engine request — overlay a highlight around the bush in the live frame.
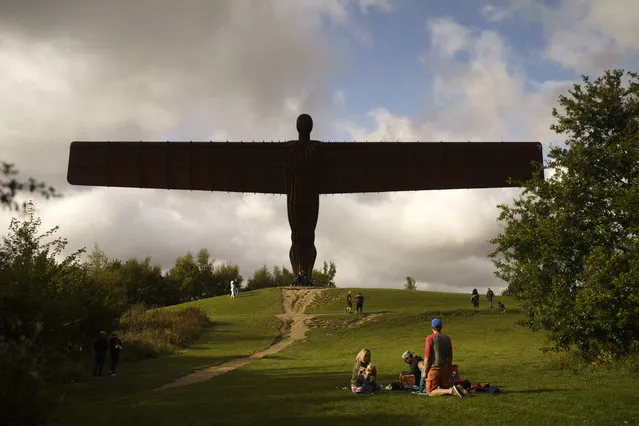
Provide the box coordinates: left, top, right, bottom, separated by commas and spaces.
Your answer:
118, 304, 209, 361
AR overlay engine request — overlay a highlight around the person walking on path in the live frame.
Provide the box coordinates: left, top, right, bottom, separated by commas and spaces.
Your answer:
486, 288, 495, 309
108, 332, 124, 376
355, 292, 364, 313
93, 331, 108, 377
230, 280, 236, 298
346, 290, 353, 314
420, 318, 468, 397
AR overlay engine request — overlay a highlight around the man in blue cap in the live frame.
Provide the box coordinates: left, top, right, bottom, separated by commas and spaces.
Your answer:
420, 318, 468, 397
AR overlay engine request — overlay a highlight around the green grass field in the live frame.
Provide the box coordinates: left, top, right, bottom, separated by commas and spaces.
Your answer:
51, 288, 638, 426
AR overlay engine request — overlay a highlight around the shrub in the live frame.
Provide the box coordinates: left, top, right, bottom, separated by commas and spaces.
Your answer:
118, 304, 209, 362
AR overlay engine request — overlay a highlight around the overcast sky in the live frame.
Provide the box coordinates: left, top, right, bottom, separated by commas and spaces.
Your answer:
2, 0, 638, 293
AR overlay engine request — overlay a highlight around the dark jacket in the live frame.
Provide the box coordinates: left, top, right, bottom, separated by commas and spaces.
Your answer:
407, 355, 424, 381
94, 336, 108, 353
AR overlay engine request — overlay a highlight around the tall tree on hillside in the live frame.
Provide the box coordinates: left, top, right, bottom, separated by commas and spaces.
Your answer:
273, 265, 294, 286
1, 163, 60, 211
166, 252, 200, 302
216, 262, 243, 294
111, 257, 168, 306
405, 276, 417, 291
246, 265, 277, 290
490, 69, 639, 360
312, 261, 337, 288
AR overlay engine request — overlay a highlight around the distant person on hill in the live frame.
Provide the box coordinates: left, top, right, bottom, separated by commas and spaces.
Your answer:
350, 348, 379, 394
420, 318, 468, 397
486, 288, 495, 308
471, 289, 479, 309
401, 350, 424, 385
93, 331, 108, 377
230, 280, 236, 298
108, 332, 124, 376
346, 290, 353, 314
355, 292, 364, 313
295, 270, 306, 287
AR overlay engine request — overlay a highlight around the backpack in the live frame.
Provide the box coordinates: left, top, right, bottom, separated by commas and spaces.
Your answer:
398, 372, 416, 386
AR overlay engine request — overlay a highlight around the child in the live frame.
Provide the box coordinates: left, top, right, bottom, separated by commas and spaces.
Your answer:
354, 361, 380, 394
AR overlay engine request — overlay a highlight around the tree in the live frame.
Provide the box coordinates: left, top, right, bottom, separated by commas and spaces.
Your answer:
312, 261, 337, 288
0, 202, 125, 424
1, 163, 60, 211
405, 275, 417, 291
490, 69, 639, 360
272, 265, 293, 287
246, 265, 277, 290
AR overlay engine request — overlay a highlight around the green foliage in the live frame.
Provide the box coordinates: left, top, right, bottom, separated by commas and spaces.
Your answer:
0, 202, 125, 425
118, 304, 210, 361
246, 261, 337, 289
490, 69, 639, 360
246, 265, 278, 290
273, 265, 294, 287
312, 261, 337, 288
0, 162, 61, 212
405, 275, 417, 291
166, 249, 242, 301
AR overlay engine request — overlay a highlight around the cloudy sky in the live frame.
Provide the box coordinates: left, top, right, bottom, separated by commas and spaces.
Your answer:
2, 0, 638, 293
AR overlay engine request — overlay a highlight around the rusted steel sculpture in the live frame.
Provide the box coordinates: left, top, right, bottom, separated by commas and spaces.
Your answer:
67, 113, 543, 285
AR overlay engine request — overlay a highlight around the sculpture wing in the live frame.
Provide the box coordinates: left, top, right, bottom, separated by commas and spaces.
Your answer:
67, 141, 289, 194
318, 142, 543, 194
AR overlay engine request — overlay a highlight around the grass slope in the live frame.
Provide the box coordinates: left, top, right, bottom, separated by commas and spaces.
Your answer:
51, 288, 638, 426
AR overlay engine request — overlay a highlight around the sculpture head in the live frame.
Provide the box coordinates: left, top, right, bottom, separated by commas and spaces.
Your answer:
296, 113, 313, 141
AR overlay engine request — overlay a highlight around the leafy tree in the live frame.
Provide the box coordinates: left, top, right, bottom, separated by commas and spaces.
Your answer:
405, 275, 417, 291
166, 249, 242, 301
312, 261, 337, 288
0, 202, 125, 424
490, 69, 639, 360
246, 265, 277, 290
216, 262, 243, 295
166, 252, 201, 301
1, 163, 60, 211
272, 265, 294, 286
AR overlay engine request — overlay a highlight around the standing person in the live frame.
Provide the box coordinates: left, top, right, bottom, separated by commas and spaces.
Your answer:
355, 292, 364, 314
92, 331, 108, 377
471, 289, 479, 309
346, 290, 353, 314
420, 318, 468, 397
486, 288, 495, 309
108, 332, 123, 376
230, 280, 236, 298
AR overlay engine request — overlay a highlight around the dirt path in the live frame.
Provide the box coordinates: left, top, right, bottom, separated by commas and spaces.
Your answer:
346, 313, 383, 328
155, 288, 324, 391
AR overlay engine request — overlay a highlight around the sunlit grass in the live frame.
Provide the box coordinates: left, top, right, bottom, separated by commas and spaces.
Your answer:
52, 288, 639, 426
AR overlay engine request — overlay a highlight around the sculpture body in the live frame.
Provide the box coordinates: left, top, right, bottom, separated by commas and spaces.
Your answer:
67, 114, 544, 285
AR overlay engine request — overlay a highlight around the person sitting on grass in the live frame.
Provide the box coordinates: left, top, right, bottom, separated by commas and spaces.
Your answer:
420, 318, 469, 398
350, 348, 379, 394
401, 350, 424, 385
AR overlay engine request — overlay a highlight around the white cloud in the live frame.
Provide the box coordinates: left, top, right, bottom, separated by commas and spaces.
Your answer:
0, 1, 633, 295
480, 0, 639, 72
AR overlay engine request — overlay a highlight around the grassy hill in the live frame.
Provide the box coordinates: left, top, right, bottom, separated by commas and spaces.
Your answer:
51, 288, 638, 426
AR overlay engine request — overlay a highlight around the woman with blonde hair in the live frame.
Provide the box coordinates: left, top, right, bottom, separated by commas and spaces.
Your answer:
350, 349, 379, 393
